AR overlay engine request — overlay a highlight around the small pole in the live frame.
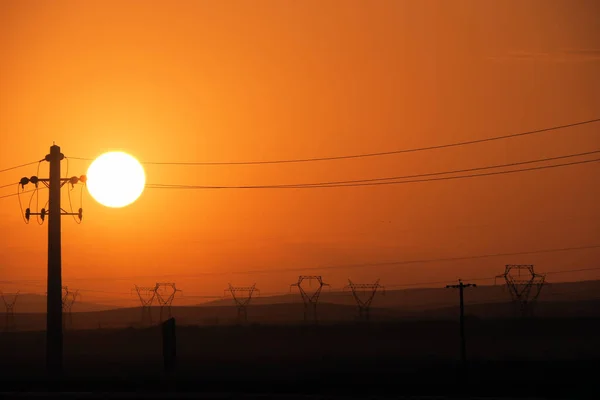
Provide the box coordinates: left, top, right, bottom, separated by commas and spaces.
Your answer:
446, 279, 476, 382
162, 317, 177, 375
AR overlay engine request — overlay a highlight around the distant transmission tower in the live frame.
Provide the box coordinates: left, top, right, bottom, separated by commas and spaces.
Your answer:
1, 291, 19, 332
344, 279, 385, 321
496, 264, 546, 318
155, 283, 181, 321
134, 285, 157, 327
290, 276, 329, 323
225, 284, 259, 324
61, 288, 79, 330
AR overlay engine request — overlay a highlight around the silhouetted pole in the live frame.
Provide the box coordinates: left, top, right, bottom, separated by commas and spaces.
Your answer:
446, 279, 476, 380
162, 317, 177, 375
21, 144, 86, 377
47, 144, 64, 375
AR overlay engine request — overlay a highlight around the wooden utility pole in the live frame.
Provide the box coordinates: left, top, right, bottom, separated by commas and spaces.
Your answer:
21, 144, 86, 376
446, 279, 476, 381
46, 144, 64, 374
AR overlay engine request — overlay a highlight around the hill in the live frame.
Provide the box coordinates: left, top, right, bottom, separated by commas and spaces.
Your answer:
2, 293, 116, 313
202, 279, 600, 311
5, 297, 600, 332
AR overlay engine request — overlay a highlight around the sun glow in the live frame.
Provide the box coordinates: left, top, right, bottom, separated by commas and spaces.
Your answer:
86, 152, 146, 208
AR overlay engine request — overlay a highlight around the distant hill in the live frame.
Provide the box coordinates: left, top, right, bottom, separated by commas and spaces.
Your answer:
6, 297, 600, 332
3, 279, 599, 331
2, 293, 116, 313
201, 279, 600, 311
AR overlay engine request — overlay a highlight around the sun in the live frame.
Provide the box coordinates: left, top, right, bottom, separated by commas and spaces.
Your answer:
86, 152, 146, 208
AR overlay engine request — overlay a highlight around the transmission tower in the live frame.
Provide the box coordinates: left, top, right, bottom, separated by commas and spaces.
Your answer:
225, 284, 259, 324
344, 279, 385, 321
496, 264, 546, 318
1, 291, 19, 332
134, 285, 157, 327
61, 288, 79, 330
290, 276, 330, 323
155, 283, 181, 321
19, 144, 86, 375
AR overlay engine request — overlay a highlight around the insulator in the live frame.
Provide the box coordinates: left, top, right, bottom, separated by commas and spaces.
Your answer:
25, 208, 31, 221
19, 177, 30, 188
40, 208, 46, 222
30, 176, 39, 185
79, 175, 87, 184
78, 208, 83, 221
69, 176, 79, 186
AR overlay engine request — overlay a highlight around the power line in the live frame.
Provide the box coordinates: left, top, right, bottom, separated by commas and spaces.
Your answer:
0, 187, 44, 200
3, 151, 597, 200
0, 182, 17, 190
146, 156, 600, 190
385, 267, 600, 289
68, 117, 600, 165
5, 243, 596, 284
0, 160, 41, 174
4, 266, 600, 304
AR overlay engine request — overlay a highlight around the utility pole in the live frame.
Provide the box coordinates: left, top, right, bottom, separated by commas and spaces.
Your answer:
134, 285, 158, 327
20, 144, 86, 376
344, 279, 385, 321
155, 282, 181, 322
496, 264, 546, 318
290, 276, 329, 324
1, 291, 19, 332
225, 284, 259, 324
446, 279, 476, 382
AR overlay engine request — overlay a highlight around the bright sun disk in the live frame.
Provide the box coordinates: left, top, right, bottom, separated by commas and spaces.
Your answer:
86, 152, 145, 208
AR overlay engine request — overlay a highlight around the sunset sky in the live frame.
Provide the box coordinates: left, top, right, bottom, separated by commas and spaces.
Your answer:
1, 0, 599, 307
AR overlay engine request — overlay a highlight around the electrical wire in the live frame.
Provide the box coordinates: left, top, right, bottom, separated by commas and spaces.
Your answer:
2, 186, 46, 200
16, 183, 29, 224
0, 182, 17, 190
21, 243, 598, 283
146, 156, 600, 190
5, 150, 596, 200
0, 160, 41, 174
33, 161, 45, 225
65, 156, 84, 224
5, 265, 600, 303
67, 117, 600, 165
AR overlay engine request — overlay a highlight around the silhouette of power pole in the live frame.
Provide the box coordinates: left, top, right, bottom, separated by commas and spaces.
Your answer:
19, 144, 86, 375
225, 284, 259, 324
1, 291, 19, 332
291, 276, 329, 323
496, 264, 546, 318
446, 279, 476, 382
155, 283, 181, 322
134, 285, 157, 326
344, 279, 385, 321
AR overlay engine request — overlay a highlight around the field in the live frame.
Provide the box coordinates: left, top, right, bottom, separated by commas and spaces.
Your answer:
1, 318, 599, 398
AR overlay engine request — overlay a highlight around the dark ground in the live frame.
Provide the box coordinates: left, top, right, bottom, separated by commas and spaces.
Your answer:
1, 318, 599, 398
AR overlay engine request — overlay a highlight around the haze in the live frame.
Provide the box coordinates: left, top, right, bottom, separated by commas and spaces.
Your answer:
0, 0, 599, 308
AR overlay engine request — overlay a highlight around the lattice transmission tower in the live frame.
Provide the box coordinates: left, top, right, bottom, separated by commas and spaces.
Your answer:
345, 279, 385, 321
134, 285, 157, 327
155, 283, 181, 322
496, 264, 546, 318
291, 276, 329, 323
225, 284, 259, 324
1, 291, 19, 332
61, 287, 79, 330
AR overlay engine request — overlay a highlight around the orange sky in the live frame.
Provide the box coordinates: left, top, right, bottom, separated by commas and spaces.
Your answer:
1, 0, 599, 307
